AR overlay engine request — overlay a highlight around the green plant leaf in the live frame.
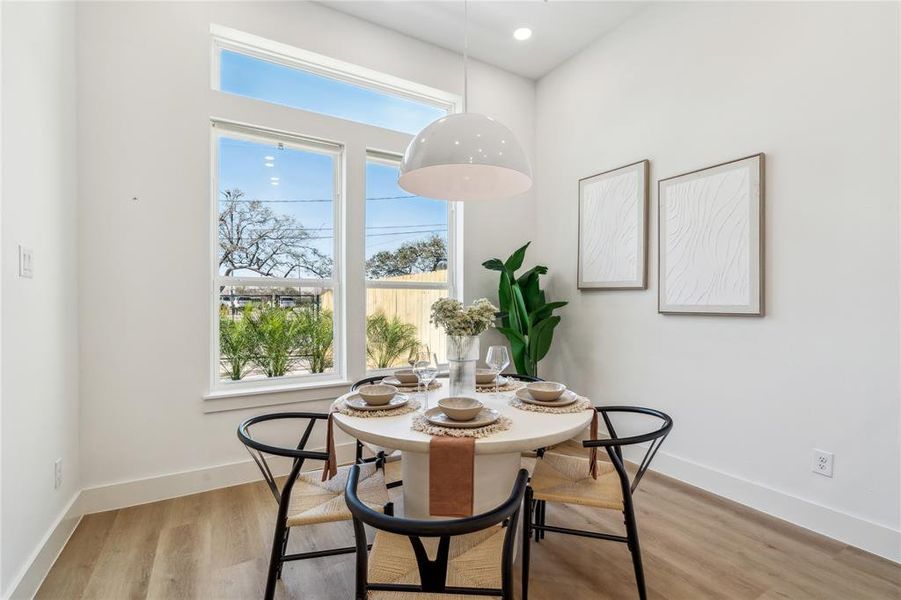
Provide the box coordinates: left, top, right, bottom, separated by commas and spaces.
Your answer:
497, 327, 529, 375
504, 242, 531, 274
498, 271, 517, 331
496, 326, 526, 346
516, 265, 548, 285
528, 301, 568, 324
511, 284, 530, 336
482, 258, 506, 271
517, 265, 547, 313
529, 315, 561, 365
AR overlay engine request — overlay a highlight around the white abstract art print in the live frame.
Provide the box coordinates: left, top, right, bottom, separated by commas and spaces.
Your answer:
578, 160, 648, 289
658, 153, 764, 315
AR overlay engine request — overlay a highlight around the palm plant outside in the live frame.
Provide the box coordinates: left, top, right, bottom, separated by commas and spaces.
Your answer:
219, 305, 255, 380
246, 306, 305, 378
296, 308, 334, 373
366, 311, 420, 369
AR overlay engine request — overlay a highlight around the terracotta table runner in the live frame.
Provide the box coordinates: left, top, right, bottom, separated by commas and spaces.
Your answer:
428, 436, 475, 517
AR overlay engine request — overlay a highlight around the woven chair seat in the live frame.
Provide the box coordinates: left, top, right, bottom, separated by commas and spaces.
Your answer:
384, 458, 402, 486
286, 462, 388, 527
530, 451, 623, 510
547, 438, 594, 458
367, 526, 505, 599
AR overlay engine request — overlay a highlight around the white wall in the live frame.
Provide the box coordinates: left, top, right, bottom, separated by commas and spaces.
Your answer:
76, 1, 534, 498
1, 1, 81, 596
533, 1, 900, 560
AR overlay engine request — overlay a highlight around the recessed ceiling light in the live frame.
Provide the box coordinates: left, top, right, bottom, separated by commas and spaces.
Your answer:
270, 177, 280, 181
271, 181, 279, 186
513, 27, 532, 41
264, 155, 275, 160
265, 162, 274, 167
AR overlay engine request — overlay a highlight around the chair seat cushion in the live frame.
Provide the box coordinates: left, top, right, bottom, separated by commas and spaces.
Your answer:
286, 462, 388, 527
367, 526, 505, 599
530, 451, 623, 510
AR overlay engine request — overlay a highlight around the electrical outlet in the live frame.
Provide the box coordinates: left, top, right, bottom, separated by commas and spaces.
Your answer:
54, 459, 63, 490
812, 449, 833, 477
18, 245, 33, 279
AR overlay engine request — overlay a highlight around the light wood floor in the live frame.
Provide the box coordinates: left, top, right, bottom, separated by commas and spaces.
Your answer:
37, 464, 900, 600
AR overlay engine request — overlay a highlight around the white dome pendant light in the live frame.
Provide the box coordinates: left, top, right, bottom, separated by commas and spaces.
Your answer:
398, 1, 532, 201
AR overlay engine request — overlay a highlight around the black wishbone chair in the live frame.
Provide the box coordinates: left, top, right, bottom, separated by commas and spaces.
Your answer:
346, 465, 530, 600
237, 412, 393, 600
523, 406, 673, 600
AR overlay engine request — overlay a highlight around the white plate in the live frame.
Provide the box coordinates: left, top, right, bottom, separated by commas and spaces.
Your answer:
344, 393, 409, 411
476, 376, 509, 388
424, 406, 500, 429
514, 387, 578, 407
382, 377, 440, 389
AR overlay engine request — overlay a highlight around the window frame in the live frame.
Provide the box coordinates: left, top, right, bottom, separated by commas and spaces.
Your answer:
363, 151, 460, 375
205, 26, 463, 403
209, 119, 346, 394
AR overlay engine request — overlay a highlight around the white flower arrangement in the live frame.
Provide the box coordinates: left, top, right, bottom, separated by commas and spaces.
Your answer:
429, 298, 498, 337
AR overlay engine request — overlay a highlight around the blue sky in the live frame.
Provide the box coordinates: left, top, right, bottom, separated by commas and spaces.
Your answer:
218, 51, 448, 278
220, 50, 445, 135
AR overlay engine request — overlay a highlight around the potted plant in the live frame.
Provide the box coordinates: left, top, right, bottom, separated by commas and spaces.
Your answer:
429, 298, 498, 395
483, 242, 567, 377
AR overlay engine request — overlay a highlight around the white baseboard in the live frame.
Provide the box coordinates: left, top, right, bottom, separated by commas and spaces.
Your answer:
3, 492, 82, 600
78, 441, 358, 515
628, 446, 901, 563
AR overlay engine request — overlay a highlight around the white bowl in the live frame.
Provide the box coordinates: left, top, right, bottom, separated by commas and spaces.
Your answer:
437, 397, 483, 421
526, 381, 567, 401
393, 369, 419, 384
358, 384, 397, 406
475, 368, 498, 384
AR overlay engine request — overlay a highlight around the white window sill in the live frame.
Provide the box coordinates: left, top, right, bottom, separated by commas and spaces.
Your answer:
203, 379, 351, 413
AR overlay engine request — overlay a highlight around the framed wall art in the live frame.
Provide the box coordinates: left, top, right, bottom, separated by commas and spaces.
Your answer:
578, 160, 649, 290
658, 153, 765, 315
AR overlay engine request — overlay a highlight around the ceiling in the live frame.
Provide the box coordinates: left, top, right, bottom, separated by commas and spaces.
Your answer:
319, 1, 647, 80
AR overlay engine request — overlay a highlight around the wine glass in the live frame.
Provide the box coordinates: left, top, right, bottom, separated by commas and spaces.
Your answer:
485, 346, 510, 398
407, 343, 428, 369
412, 350, 438, 409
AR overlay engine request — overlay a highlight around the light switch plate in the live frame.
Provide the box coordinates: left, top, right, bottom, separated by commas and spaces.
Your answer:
18, 245, 33, 279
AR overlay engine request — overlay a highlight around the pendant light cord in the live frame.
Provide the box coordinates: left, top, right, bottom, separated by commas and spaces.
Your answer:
463, 0, 468, 112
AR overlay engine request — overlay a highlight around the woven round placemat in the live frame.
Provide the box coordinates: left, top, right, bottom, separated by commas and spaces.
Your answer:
475, 380, 525, 393
410, 413, 513, 438
381, 379, 442, 393
334, 397, 422, 418
508, 395, 593, 414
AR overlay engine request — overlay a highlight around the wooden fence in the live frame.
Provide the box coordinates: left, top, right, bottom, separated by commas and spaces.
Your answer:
320, 270, 448, 366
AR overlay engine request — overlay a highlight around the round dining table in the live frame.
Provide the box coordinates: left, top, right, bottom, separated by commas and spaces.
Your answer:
333, 381, 593, 518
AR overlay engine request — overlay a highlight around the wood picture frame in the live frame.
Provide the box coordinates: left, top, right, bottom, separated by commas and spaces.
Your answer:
657, 153, 765, 316
578, 160, 649, 290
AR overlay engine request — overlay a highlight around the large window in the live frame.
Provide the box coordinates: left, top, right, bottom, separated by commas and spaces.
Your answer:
365, 155, 455, 370
209, 26, 461, 395
213, 123, 341, 386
